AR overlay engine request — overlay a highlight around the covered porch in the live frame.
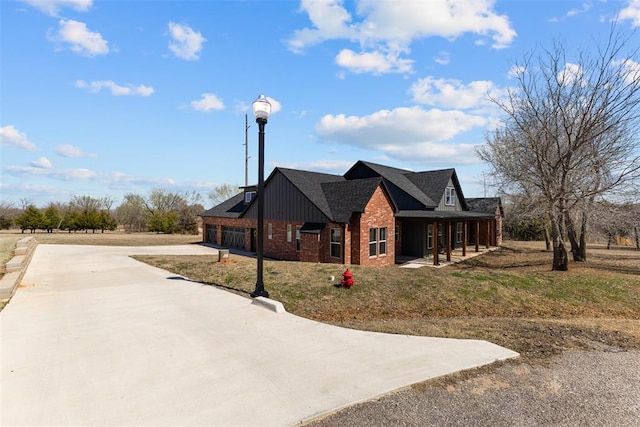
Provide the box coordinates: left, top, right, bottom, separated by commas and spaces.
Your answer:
396, 211, 498, 266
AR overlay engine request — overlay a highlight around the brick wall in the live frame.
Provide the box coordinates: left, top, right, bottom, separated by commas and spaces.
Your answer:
265, 220, 301, 261
353, 186, 395, 266
201, 184, 397, 266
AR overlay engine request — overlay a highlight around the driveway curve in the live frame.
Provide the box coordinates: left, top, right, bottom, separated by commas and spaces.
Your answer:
1, 244, 517, 426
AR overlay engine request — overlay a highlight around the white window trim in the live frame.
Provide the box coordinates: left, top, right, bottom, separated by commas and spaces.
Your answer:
445, 187, 456, 206
330, 228, 341, 258
286, 224, 292, 242
379, 227, 387, 256
369, 228, 378, 257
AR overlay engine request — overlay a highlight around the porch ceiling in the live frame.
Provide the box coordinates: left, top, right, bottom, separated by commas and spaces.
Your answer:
395, 210, 495, 220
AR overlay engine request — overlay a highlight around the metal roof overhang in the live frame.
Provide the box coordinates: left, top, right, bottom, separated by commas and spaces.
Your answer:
395, 210, 495, 220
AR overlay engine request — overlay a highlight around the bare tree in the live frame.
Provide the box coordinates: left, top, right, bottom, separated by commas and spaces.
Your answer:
478, 27, 640, 270
207, 184, 240, 206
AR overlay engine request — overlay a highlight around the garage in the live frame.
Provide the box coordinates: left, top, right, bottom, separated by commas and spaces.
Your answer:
222, 226, 246, 249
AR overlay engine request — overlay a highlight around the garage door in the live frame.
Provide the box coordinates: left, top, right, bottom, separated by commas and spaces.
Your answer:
222, 226, 245, 249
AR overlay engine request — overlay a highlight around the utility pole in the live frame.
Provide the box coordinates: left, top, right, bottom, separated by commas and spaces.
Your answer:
244, 114, 250, 187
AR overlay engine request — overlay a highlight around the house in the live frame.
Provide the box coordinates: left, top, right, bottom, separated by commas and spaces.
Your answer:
201, 160, 502, 266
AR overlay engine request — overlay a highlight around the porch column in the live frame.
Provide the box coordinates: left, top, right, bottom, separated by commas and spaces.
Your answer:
475, 220, 480, 252
486, 219, 490, 248
432, 220, 439, 266
446, 220, 451, 262
462, 221, 467, 257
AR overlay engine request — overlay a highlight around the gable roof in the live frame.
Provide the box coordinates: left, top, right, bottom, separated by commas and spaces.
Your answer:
322, 177, 388, 223
405, 168, 469, 210
277, 167, 345, 220
345, 161, 436, 208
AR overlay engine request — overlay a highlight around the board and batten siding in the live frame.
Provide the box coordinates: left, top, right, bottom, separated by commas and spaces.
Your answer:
436, 178, 462, 212
244, 172, 331, 223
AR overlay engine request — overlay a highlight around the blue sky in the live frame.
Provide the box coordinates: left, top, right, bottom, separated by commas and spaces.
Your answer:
2, 0, 639, 208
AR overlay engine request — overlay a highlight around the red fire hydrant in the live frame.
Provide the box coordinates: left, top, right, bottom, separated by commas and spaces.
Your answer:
341, 268, 354, 288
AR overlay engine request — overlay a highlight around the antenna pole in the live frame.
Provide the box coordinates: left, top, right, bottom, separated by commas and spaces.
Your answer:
245, 114, 249, 187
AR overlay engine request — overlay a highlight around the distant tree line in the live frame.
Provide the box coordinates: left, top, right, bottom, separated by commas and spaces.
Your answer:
0, 189, 206, 235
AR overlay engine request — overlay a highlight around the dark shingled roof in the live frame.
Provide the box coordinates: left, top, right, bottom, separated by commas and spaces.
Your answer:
200, 192, 245, 218
346, 161, 436, 208
278, 167, 345, 220
322, 177, 385, 223
202, 161, 500, 224
466, 197, 503, 216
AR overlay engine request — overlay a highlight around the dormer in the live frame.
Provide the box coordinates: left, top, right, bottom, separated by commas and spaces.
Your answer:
241, 185, 257, 205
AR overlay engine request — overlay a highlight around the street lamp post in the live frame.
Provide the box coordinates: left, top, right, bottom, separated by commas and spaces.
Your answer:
251, 94, 271, 298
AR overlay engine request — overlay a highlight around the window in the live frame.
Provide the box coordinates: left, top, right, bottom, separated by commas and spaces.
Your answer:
369, 228, 378, 257
456, 222, 463, 243
427, 224, 433, 249
330, 228, 341, 258
244, 191, 255, 203
395, 225, 399, 242
445, 187, 456, 206
379, 227, 387, 255
295, 226, 301, 251
369, 227, 387, 257
287, 224, 292, 242
267, 223, 273, 240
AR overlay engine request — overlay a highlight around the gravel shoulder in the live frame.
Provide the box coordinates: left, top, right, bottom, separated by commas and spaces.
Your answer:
309, 348, 640, 426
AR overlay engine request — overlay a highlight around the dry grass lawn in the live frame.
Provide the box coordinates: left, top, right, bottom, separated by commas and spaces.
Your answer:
133, 240, 640, 363
2, 230, 638, 363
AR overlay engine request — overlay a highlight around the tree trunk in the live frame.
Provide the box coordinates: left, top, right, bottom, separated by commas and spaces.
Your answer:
551, 214, 568, 271
544, 225, 551, 251
577, 210, 588, 261
566, 212, 587, 262
635, 226, 639, 251
607, 232, 613, 250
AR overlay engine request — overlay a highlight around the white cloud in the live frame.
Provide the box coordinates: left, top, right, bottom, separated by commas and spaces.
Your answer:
5, 165, 97, 181
288, 0, 516, 75
335, 48, 413, 74
434, 51, 450, 65
75, 80, 154, 96
288, 0, 358, 53
614, 58, 640, 85
316, 106, 486, 164
56, 144, 95, 158
618, 0, 640, 27
507, 64, 525, 78
168, 22, 205, 61
410, 77, 508, 109
265, 96, 282, 115
190, 93, 225, 112
0, 125, 37, 150
53, 19, 109, 56
105, 172, 175, 190
557, 63, 584, 86
20, 0, 92, 16
31, 157, 53, 169
566, 2, 591, 17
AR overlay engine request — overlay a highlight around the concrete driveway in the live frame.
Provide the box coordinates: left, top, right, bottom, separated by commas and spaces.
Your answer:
1, 244, 518, 426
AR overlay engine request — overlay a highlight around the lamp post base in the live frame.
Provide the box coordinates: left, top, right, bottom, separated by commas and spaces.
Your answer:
250, 289, 269, 298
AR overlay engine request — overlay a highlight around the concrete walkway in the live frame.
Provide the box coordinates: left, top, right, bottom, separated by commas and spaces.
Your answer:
1, 244, 518, 426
